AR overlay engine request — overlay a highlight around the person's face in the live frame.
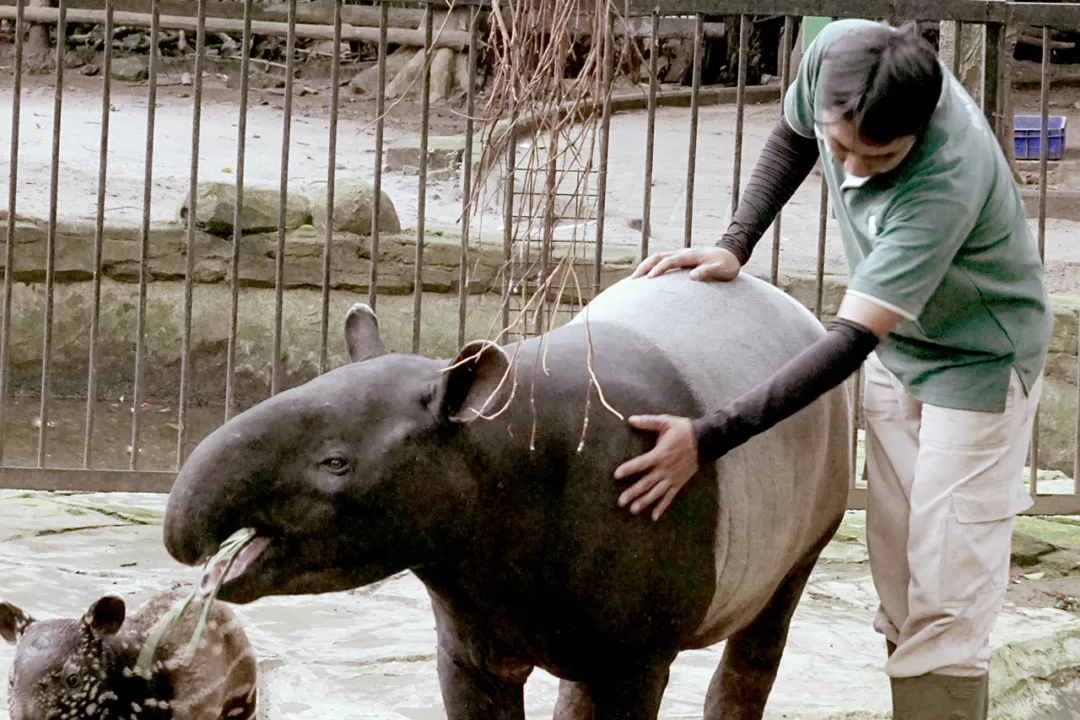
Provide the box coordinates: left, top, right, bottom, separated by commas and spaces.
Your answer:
819, 111, 917, 179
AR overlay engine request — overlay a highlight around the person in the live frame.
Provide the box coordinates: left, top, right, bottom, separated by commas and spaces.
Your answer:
612, 18, 1053, 720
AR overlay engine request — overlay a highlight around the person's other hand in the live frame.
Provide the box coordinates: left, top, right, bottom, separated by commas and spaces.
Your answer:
613, 415, 700, 521
631, 246, 741, 281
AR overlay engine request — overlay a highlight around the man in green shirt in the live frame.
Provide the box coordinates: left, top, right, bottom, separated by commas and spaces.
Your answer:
613, 19, 1052, 718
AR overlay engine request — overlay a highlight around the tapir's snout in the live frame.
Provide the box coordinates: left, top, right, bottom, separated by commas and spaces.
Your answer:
163, 418, 271, 567
163, 478, 209, 566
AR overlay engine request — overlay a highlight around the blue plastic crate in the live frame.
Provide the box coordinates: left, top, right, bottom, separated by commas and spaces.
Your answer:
1014, 114, 1067, 160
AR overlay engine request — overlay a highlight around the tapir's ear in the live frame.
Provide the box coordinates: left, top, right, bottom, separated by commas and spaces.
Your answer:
0, 601, 34, 644
345, 303, 388, 364
82, 595, 125, 637
440, 341, 513, 423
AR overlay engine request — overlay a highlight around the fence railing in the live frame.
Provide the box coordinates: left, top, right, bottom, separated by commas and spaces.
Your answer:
1, 0, 1079, 515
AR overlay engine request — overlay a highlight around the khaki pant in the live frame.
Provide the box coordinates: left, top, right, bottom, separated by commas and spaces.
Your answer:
863, 352, 1040, 678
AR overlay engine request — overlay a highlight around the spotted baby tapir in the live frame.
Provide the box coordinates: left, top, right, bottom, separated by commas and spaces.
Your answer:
0, 589, 257, 720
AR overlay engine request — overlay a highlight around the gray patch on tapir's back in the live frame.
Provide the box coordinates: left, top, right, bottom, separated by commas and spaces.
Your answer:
570, 271, 826, 409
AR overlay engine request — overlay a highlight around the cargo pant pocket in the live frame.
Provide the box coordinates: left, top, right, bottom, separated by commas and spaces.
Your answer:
941, 483, 1032, 605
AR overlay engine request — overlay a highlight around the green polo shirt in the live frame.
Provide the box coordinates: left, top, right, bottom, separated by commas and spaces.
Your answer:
783, 18, 1052, 412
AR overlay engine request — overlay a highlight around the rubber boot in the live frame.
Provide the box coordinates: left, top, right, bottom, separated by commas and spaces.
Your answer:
890, 673, 989, 720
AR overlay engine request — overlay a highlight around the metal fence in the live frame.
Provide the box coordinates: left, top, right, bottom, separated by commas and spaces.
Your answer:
1, 0, 1079, 514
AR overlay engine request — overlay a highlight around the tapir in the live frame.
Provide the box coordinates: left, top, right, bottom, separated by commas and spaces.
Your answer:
162, 270, 851, 719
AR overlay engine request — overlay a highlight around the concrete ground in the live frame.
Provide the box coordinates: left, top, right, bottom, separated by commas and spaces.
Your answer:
4, 469, 1080, 719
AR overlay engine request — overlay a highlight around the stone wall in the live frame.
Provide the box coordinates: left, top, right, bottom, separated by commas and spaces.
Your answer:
0, 213, 635, 409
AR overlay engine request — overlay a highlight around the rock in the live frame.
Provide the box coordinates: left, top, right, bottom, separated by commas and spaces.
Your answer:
386, 136, 466, 180
312, 180, 400, 236
178, 182, 312, 237
110, 56, 148, 82
454, 51, 473, 95
1013, 533, 1059, 567
348, 47, 416, 96
63, 48, 92, 69
429, 47, 456, 102
80, 64, 101, 77
385, 48, 428, 99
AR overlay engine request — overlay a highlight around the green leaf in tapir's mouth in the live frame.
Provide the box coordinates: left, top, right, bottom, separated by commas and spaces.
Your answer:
133, 529, 268, 679
198, 532, 271, 596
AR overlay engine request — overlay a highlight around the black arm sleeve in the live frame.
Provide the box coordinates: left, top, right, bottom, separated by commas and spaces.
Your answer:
691, 318, 879, 466
716, 117, 820, 265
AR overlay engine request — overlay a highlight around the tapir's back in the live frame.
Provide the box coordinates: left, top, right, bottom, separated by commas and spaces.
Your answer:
569, 271, 850, 644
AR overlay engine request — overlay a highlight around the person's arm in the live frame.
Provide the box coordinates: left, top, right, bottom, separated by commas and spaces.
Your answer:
692, 315, 876, 464
716, 117, 821, 266
614, 295, 902, 521
630, 117, 820, 281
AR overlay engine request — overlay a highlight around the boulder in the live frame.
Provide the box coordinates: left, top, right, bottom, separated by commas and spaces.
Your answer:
110, 55, 148, 82
429, 47, 456, 102
348, 47, 417, 96
312, 179, 401, 236
178, 182, 312, 237
385, 48, 428, 99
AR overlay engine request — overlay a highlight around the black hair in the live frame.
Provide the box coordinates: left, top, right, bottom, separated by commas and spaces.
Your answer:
817, 21, 944, 145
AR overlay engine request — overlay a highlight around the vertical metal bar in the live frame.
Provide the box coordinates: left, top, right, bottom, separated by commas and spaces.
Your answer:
641, 10, 659, 260
368, 3, 387, 311
594, 10, 614, 299
982, 23, 1002, 133
83, 0, 113, 467
1031, 25, 1051, 497
225, 0, 253, 421
412, 8, 432, 354
684, 13, 703, 249
458, 7, 477, 348
271, 0, 296, 396
951, 20, 963, 79
37, 0, 67, 467
1037, 26, 1050, 264
1075, 310, 1080, 493
176, 0, 207, 469
771, 15, 793, 286
814, 171, 828, 319
731, 14, 749, 212
319, 0, 341, 373
0, 0, 27, 464
850, 366, 862, 488
501, 123, 516, 335
129, 0, 159, 470
538, 28, 563, 337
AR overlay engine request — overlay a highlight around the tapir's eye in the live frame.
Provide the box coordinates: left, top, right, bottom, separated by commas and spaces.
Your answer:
321, 457, 350, 475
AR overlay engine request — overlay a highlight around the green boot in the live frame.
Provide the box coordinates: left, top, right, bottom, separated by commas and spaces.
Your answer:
890, 673, 988, 720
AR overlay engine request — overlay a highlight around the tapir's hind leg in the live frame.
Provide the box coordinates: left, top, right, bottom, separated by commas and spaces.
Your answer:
552, 663, 672, 720
703, 519, 842, 720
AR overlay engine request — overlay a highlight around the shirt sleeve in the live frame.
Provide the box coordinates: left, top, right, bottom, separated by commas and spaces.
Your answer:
847, 173, 983, 321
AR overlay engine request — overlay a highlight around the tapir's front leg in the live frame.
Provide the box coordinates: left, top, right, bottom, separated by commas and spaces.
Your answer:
431, 597, 533, 720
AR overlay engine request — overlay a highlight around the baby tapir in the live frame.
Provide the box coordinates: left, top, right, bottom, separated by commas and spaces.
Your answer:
0, 588, 257, 720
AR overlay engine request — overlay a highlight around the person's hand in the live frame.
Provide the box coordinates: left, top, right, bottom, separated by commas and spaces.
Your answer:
613, 415, 701, 521
631, 246, 742, 281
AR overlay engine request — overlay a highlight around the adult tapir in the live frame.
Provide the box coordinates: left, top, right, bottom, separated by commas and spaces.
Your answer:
163, 270, 851, 719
